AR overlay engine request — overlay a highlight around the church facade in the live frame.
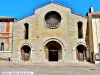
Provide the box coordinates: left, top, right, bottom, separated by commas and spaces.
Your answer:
0, 2, 91, 63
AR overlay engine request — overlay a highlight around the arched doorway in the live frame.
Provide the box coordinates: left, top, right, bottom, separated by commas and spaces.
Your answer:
21, 45, 31, 61
45, 41, 62, 61
76, 44, 87, 61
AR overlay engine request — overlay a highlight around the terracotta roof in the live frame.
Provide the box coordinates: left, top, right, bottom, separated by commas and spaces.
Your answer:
89, 12, 100, 15
0, 16, 15, 19
0, 16, 15, 22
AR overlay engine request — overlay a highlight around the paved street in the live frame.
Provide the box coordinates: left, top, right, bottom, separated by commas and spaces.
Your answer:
0, 61, 100, 75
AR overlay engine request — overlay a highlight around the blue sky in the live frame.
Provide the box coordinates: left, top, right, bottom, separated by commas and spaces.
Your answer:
0, 0, 99, 19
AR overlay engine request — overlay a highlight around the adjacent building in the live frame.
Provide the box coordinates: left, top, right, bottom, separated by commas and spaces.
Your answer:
87, 7, 100, 63
0, 17, 14, 59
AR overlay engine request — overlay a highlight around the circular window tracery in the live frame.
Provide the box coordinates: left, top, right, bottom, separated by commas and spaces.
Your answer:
45, 11, 61, 29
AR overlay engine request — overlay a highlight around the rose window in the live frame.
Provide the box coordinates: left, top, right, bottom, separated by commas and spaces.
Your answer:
45, 11, 61, 29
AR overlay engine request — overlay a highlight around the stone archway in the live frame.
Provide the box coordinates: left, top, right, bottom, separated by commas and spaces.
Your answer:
21, 45, 31, 61
76, 44, 87, 61
44, 41, 62, 61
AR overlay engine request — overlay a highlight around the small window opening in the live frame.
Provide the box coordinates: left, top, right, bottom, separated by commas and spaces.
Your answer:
77, 21, 83, 38
24, 23, 29, 39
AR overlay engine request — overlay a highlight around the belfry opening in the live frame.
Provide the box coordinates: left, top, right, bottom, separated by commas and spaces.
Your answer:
45, 41, 62, 61
21, 45, 31, 61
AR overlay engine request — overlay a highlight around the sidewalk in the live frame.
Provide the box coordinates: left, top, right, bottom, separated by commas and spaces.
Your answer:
0, 60, 95, 67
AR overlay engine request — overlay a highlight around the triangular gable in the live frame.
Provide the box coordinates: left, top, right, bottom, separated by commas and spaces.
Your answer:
35, 1, 71, 10
16, 1, 86, 21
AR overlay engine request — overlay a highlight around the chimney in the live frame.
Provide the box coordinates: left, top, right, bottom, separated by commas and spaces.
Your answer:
89, 6, 94, 12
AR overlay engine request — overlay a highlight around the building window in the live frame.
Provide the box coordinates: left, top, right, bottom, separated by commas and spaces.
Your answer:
1, 22, 6, 32
0, 42, 4, 51
99, 43, 100, 52
24, 23, 29, 39
77, 21, 83, 38
45, 11, 61, 29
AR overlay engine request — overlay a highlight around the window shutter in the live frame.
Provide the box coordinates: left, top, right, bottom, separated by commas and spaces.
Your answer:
6, 22, 10, 32
1, 22, 6, 32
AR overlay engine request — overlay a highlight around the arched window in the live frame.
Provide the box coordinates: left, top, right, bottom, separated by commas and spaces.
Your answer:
24, 23, 29, 39
77, 21, 83, 38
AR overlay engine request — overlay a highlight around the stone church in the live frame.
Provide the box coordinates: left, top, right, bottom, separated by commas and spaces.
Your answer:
0, 1, 93, 63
